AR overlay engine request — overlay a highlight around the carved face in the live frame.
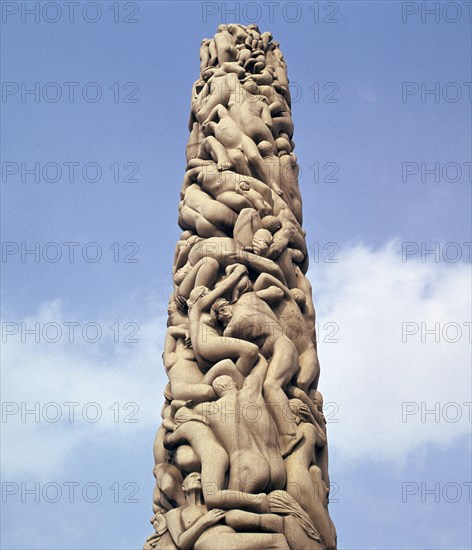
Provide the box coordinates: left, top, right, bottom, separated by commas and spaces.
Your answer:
187, 286, 210, 309
242, 80, 258, 95
174, 407, 194, 426
182, 472, 202, 493
288, 399, 304, 424
213, 375, 237, 397
174, 265, 190, 285
216, 304, 233, 326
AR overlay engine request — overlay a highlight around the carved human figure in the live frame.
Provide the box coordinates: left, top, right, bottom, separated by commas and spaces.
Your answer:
152, 461, 185, 512
181, 164, 272, 217
266, 42, 290, 103
144, 511, 178, 550
227, 88, 276, 148
294, 265, 317, 347
192, 69, 243, 128
213, 24, 238, 65
193, 356, 286, 500
285, 399, 337, 550
178, 184, 238, 237
271, 99, 295, 140
164, 409, 229, 509
261, 31, 273, 50
187, 264, 259, 376
173, 233, 204, 273
197, 74, 276, 149
165, 473, 290, 550
242, 77, 286, 121
201, 105, 280, 191
167, 297, 189, 329
163, 325, 215, 404
164, 464, 320, 548
150, 389, 186, 514
236, 43, 252, 65
186, 121, 205, 163
174, 253, 252, 308
228, 23, 252, 45
253, 272, 320, 391
243, 65, 275, 86
245, 24, 263, 50
277, 142, 302, 223
186, 236, 287, 284
199, 38, 217, 74
269, 189, 309, 276
173, 256, 219, 302
164, 322, 246, 400
210, 280, 303, 456
231, 205, 307, 289
311, 390, 330, 488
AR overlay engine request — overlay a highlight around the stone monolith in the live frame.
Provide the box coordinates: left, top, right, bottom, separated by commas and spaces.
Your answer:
144, 24, 337, 550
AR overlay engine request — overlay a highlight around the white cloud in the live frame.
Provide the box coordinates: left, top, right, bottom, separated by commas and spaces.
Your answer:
1, 299, 169, 479
312, 240, 471, 462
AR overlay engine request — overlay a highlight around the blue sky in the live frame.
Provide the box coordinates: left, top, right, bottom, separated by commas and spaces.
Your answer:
1, 1, 471, 549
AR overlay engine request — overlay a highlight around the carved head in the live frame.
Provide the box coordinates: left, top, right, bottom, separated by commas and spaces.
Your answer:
257, 140, 274, 157
247, 23, 260, 33
275, 137, 291, 156
261, 215, 282, 234
187, 286, 210, 309
213, 375, 237, 397
290, 288, 307, 311
174, 406, 194, 426
242, 79, 259, 96
167, 299, 188, 327
182, 472, 202, 494
211, 298, 233, 326
252, 229, 272, 257
288, 398, 305, 423
174, 264, 191, 285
